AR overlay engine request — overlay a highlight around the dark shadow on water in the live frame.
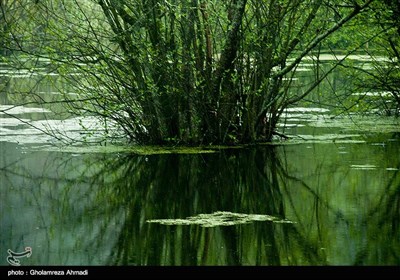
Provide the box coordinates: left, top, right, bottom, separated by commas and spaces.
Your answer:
91, 148, 327, 265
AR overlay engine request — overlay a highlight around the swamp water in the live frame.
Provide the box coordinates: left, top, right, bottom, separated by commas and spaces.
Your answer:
1, 58, 400, 266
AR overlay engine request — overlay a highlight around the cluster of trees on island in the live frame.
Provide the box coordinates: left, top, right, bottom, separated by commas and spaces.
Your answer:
1, 0, 399, 145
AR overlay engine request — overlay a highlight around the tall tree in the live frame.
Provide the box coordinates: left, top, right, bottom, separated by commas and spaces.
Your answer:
3, 0, 378, 145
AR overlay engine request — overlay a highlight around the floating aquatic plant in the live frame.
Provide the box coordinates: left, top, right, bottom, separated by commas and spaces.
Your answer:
147, 211, 294, 227
350, 164, 377, 170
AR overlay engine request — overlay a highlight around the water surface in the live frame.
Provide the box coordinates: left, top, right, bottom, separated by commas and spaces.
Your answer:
1, 135, 399, 265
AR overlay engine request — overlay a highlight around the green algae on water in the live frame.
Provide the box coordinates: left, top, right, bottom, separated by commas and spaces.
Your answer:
147, 211, 295, 227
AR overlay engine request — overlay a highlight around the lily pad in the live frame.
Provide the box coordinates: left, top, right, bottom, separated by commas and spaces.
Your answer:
146, 211, 294, 227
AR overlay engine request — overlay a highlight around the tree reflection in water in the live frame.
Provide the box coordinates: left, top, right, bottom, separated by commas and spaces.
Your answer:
1, 141, 399, 265
75, 147, 328, 265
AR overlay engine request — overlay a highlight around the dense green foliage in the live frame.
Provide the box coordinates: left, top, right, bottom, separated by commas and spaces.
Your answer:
1, 0, 398, 145
352, 0, 400, 115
